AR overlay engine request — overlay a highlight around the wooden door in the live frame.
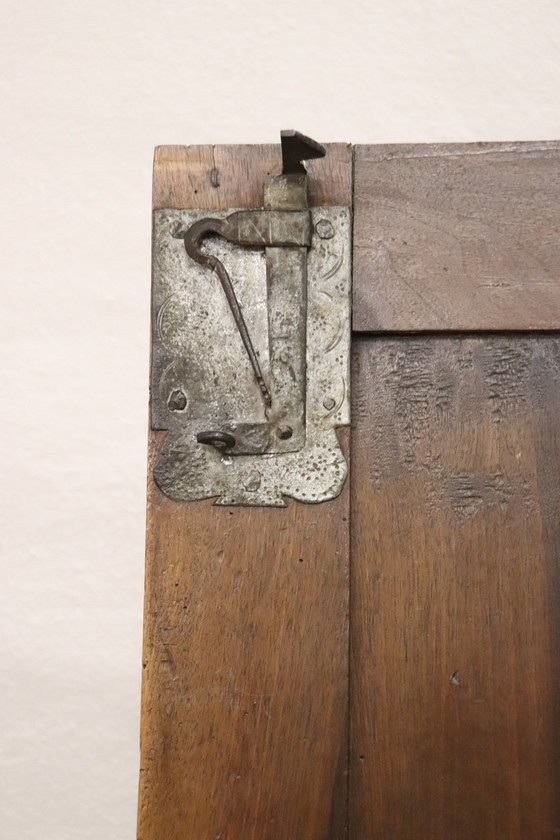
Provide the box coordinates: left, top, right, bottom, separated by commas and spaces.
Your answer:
138, 140, 560, 839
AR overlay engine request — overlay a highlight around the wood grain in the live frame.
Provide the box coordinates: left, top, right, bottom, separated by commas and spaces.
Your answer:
138, 143, 352, 840
352, 142, 560, 332
350, 335, 560, 839
152, 142, 352, 210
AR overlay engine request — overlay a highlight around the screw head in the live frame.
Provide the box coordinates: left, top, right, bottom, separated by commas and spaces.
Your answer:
315, 219, 335, 239
276, 425, 293, 440
244, 472, 262, 492
168, 389, 187, 411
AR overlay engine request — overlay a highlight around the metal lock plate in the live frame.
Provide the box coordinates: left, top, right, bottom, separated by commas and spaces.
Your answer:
150, 132, 350, 507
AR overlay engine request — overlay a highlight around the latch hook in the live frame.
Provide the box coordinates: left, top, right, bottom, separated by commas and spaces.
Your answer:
172, 217, 273, 409
172, 131, 326, 455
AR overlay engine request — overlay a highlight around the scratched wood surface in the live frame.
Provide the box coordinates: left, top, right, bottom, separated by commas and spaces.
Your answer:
138, 143, 352, 840
352, 142, 560, 332
350, 336, 560, 839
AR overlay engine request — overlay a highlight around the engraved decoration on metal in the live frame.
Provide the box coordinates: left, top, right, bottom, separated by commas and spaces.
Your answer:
151, 206, 350, 506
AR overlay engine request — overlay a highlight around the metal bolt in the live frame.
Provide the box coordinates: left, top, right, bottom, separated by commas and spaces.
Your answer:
244, 472, 262, 492
276, 425, 293, 440
315, 219, 335, 239
168, 389, 187, 411
323, 396, 336, 411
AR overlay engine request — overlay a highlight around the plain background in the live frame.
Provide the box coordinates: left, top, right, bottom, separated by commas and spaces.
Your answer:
2, 1, 560, 837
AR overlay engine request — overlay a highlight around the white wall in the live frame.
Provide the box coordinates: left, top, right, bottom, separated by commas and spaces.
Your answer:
1, 1, 559, 837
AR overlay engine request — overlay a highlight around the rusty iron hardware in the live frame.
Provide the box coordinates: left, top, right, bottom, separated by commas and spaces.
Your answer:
151, 131, 351, 506
172, 208, 313, 417
171, 131, 323, 455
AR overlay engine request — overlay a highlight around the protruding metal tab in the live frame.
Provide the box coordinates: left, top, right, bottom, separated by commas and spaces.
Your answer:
280, 129, 326, 175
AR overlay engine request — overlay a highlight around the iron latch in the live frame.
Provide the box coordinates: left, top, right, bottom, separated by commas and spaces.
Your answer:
151, 131, 350, 506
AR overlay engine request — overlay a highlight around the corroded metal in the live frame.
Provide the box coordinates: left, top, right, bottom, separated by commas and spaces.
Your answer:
151, 206, 351, 506
173, 210, 312, 423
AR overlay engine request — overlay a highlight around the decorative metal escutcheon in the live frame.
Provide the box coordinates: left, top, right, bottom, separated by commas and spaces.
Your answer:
151, 131, 351, 506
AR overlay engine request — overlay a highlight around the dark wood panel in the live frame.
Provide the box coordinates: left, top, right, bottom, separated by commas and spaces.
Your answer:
353, 142, 560, 332
350, 336, 560, 839
138, 144, 352, 840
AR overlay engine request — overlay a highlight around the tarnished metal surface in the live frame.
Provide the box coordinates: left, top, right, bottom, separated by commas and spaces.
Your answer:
264, 245, 307, 452
151, 206, 351, 506
173, 208, 312, 437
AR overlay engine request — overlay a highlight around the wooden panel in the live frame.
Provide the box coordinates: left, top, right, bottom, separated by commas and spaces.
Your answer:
353, 142, 560, 332
350, 336, 560, 839
138, 144, 352, 840
152, 142, 352, 210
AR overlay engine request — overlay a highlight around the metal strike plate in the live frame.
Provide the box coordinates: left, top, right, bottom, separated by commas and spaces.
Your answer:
150, 131, 350, 506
